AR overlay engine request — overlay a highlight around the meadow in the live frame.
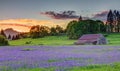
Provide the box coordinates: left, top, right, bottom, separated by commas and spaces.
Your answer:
0, 33, 120, 71
9, 33, 120, 46
9, 35, 76, 46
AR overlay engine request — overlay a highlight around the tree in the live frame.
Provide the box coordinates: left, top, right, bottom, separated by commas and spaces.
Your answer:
96, 20, 106, 32
0, 29, 6, 38
85, 20, 99, 33
30, 25, 40, 38
29, 25, 50, 38
106, 10, 120, 32
117, 12, 120, 32
66, 19, 101, 39
78, 15, 82, 21
107, 10, 114, 32
50, 27, 58, 36
66, 20, 78, 39
114, 10, 120, 32
55, 25, 64, 34
39, 26, 50, 37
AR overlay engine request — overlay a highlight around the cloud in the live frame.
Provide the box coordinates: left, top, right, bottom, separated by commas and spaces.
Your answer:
93, 11, 108, 17
41, 11, 79, 20
92, 11, 109, 21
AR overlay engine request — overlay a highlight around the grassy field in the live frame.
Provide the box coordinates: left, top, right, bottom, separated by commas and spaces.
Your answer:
9, 33, 120, 46
106, 33, 120, 45
9, 35, 76, 46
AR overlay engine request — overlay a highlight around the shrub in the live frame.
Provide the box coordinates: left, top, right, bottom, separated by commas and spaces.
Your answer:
0, 35, 9, 46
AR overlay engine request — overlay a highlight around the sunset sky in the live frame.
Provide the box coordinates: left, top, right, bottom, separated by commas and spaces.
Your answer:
0, 0, 120, 32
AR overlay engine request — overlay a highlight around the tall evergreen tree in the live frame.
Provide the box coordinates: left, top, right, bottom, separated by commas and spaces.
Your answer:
107, 10, 114, 32
78, 16, 82, 21
113, 10, 120, 32
116, 11, 120, 32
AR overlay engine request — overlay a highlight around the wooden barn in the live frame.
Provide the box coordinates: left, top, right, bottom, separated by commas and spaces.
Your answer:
74, 34, 108, 45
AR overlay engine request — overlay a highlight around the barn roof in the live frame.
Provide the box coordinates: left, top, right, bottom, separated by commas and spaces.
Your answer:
79, 34, 103, 40
75, 34, 107, 45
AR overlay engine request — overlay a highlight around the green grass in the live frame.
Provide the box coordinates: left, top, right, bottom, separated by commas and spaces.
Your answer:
2, 62, 120, 71
9, 33, 120, 46
9, 35, 76, 46
106, 33, 120, 45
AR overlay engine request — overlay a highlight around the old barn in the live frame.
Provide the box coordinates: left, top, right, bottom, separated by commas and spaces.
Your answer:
74, 34, 108, 45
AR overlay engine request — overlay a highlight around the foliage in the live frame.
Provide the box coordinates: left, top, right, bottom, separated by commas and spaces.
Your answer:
66, 20, 79, 39
20, 32, 30, 38
50, 27, 58, 36
66, 20, 105, 39
0, 35, 9, 46
29, 25, 65, 38
50, 25, 65, 36
96, 20, 107, 32
29, 25, 50, 38
30, 25, 40, 38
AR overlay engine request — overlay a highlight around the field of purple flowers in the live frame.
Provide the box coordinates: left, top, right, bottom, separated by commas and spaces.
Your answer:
0, 45, 120, 70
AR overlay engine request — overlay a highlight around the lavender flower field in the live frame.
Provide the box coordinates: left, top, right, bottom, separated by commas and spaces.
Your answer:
0, 45, 120, 71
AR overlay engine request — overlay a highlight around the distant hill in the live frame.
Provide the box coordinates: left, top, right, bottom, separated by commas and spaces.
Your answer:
4, 28, 20, 40
0, 23, 31, 32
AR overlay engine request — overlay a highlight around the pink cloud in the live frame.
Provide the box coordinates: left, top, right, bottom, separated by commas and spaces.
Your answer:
41, 11, 79, 20
92, 11, 109, 21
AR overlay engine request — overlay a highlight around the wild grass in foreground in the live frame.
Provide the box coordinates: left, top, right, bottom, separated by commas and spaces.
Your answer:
1, 62, 120, 71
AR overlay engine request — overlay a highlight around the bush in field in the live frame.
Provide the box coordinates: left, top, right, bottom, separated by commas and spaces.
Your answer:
0, 35, 9, 46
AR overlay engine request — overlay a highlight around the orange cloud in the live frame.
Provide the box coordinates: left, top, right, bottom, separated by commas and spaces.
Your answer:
0, 24, 31, 32
0, 19, 71, 32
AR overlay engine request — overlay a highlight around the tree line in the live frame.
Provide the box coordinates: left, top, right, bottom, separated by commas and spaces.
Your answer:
29, 25, 65, 38
66, 19, 106, 39
106, 10, 120, 33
